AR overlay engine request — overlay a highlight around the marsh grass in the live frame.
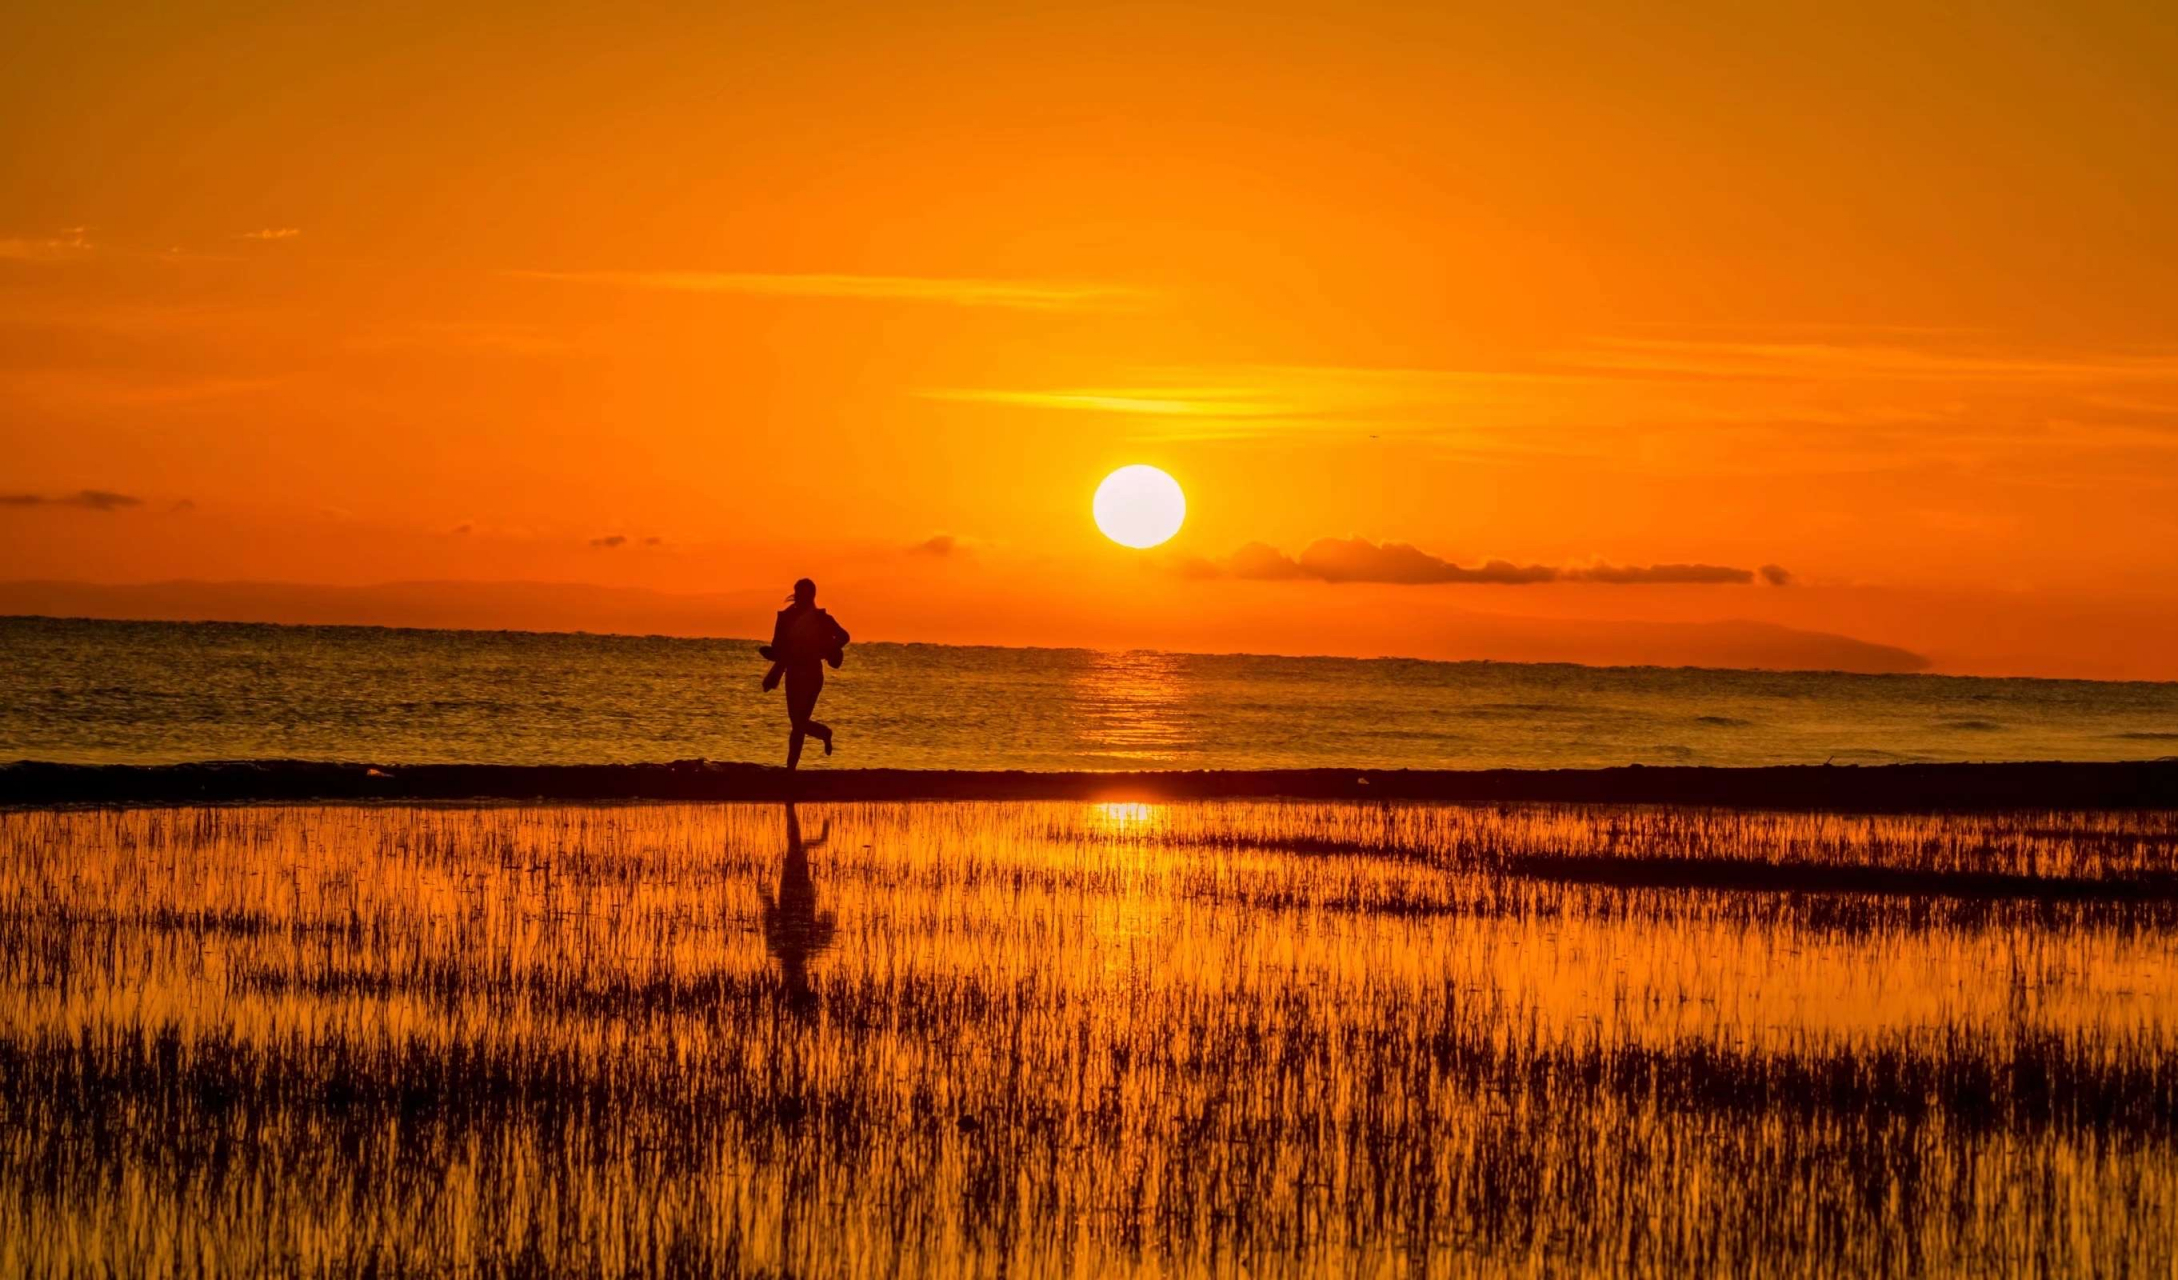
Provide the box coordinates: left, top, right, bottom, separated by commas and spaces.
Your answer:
4, 801, 2177, 1277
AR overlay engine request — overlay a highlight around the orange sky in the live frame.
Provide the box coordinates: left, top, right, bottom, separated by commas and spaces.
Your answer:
5, 1, 2177, 678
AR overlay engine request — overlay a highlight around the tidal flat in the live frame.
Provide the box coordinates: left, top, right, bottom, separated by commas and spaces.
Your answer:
5, 800, 2177, 1277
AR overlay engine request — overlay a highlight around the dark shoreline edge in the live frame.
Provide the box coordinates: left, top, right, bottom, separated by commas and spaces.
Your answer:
3, 759, 2175, 812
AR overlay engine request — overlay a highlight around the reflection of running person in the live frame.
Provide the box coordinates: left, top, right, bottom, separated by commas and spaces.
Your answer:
759, 803, 837, 1014
759, 577, 850, 770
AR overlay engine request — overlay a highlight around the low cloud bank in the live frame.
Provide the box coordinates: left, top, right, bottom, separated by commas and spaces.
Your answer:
1, 489, 146, 512
1185, 537, 1784, 587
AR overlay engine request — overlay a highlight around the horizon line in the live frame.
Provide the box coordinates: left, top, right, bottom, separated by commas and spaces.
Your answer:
7, 606, 2145, 688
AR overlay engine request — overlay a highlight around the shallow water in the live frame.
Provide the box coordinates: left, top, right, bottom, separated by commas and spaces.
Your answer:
4, 800, 2176, 1276
5, 615, 2178, 769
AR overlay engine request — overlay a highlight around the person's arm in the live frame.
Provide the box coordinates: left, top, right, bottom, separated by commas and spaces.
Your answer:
822, 615, 850, 669
761, 610, 788, 688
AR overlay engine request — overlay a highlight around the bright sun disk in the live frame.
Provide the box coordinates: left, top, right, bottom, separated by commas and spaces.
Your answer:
1093, 465, 1186, 549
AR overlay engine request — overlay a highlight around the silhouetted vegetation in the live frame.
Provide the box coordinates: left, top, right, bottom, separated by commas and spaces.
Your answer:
3, 801, 2175, 1276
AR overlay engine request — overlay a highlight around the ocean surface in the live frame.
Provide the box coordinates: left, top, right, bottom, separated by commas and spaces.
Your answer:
4, 615, 2176, 771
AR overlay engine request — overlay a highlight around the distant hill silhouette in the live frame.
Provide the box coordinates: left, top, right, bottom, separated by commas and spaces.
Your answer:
0, 577, 1930, 674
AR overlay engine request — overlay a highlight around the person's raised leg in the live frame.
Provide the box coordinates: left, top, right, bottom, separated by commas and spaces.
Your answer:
807, 719, 833, 755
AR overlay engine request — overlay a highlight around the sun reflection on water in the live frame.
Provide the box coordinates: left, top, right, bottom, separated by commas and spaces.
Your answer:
1088, 801, 1164, 834
1068, 649, 1193, 763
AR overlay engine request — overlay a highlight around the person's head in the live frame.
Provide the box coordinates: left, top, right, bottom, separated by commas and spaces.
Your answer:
790, 577, 816, 606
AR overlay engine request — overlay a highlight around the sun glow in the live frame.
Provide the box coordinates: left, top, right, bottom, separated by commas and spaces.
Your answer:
1092, 465, 1186, 549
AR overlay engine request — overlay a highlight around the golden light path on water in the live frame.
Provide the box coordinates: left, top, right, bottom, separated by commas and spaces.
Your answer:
6, 800, 2178, 1276
1067, 649, 1192, 764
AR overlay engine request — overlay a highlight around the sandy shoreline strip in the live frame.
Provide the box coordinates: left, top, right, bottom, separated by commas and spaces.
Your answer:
3, 758, 2175, 811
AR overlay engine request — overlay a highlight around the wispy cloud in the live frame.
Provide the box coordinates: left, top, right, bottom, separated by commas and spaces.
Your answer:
1181, 536, 1781, 587
0, 489, 146, 512
0, 370, 283, 408
922, 337, 2178, 481
510, 270, 1148, 310
908, 532, 992, 558
589, 534, 628, 549
922, 386, 1297, 418
235, 228, 302, 241
0, 229, 94, 262
921, 362, 1631, 445
349, 320, 570, 357
1575, 337, 2178, 384
1568, 562, 1759, 585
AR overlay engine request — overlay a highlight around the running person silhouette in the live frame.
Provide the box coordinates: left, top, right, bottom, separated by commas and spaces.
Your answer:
760, 578, 850, 769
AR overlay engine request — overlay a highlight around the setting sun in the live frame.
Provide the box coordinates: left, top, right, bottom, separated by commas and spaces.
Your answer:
1092, 465, 1186, 549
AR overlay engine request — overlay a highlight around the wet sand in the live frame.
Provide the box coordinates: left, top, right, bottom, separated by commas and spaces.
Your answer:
3, 757, 2175, 811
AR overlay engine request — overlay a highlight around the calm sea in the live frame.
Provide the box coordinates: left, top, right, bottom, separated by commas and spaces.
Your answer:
4, 615, 2176, 771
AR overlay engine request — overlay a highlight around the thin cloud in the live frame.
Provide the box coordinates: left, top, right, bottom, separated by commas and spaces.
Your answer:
922, 339, 2178, 471
923, 363, 1640, 446
357, 320, 571, 357
236, 228, 302, 240
922, 387, 1293, 417
909, 532, 1001, 559
0, 369, 284, 409
0, 488, 145, 511
1578, 337, 2178, 384
0, 230, 93, 262
1567, 563, 1756, 585
1190, 536, 1776, 587
1759, 563, 1794, 586
589, 534, 628, 549
509, 270, 1148, 311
